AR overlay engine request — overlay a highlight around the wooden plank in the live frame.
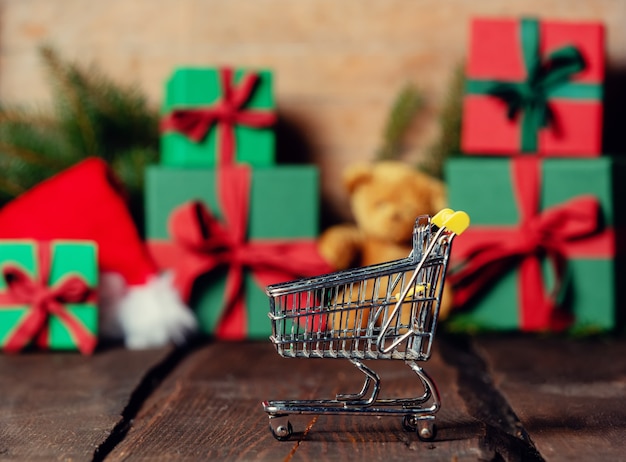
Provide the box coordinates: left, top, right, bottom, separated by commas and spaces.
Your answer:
475, 336, 626, 462
0, 346, 173, 461
106, 340, 491, 461
438, 334, 545, 462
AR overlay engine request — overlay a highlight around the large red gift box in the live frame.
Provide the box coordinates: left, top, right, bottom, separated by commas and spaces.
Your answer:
462, 17, 604, 156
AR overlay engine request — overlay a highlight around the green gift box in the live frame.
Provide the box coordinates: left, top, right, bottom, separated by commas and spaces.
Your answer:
0, 240, 98, 354
445, 157, 625, 333
145, 165, 330, 339
161, 67, 276, 168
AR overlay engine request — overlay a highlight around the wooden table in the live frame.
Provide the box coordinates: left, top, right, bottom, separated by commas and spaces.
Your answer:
1, 334, 625, 461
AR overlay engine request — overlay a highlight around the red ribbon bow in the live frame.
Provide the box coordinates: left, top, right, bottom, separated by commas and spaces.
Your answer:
166, 166, 332, 339
161, 67, 277, 165
450, 158, 609, 331
1, 243, 97, 354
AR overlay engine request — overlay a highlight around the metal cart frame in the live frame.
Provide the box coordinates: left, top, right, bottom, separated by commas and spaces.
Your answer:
261, 211, 467, 441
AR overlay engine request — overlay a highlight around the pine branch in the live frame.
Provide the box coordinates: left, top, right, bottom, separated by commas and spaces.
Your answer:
0, 108, 76, 198
376, 82, 424, 161
421, 64, 465, 179
0, 140, 68, 169
0, 172, 29, 197
0, 105, 56, 127
40, 45, 159, 165
0, 44, 160, 224
39, 45, 99, 155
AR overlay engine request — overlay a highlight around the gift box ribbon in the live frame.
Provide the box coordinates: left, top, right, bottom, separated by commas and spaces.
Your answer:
465, 18, 602, 153
0, 242, 97, 354
449, 157, 613, 331
150, 166, 332, 339
161, 67, 276, 165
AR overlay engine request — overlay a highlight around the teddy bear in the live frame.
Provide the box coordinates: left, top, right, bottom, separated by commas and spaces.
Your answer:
318, 160, 453, 334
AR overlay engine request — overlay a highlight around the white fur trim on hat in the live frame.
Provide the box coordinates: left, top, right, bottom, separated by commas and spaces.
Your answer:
98, 271, 197, 349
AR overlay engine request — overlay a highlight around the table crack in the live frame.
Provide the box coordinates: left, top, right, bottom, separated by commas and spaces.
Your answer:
438, 334, 545, 462
91, 341, 199, 462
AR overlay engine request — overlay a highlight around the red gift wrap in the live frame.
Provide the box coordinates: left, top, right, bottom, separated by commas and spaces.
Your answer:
161, 67, 276, 166
462, 17, 604, 156
449, 158, 614, 331
148, 166, 332, 339
0, 241, 97, 354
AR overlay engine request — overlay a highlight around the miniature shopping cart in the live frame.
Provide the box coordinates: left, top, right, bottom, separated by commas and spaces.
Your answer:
261, 209, 469, 441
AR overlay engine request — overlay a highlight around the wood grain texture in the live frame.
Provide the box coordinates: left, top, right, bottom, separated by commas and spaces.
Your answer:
0, 346, 172, 461
475, 336, 626, 462
2, 337, 626, 460
105, 341, 488, 461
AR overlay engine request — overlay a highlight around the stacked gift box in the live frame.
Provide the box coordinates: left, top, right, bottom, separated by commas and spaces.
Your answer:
445, 17, 626, 333
146, 67, 331, 340
0, 240, 99, 353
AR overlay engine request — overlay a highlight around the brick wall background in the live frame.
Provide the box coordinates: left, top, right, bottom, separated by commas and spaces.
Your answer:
1, 0, 625, 221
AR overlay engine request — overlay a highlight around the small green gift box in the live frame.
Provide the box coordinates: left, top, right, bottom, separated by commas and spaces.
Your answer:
161, 67, 276, 168
145, 165, 331, 340
445, 156, 625, 333
0, 240, 98, 354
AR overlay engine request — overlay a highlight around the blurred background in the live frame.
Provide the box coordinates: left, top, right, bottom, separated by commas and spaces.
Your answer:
2, 0, 624, 224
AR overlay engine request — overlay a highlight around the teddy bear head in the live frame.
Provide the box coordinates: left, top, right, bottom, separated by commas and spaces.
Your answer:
344, 161, 447, 244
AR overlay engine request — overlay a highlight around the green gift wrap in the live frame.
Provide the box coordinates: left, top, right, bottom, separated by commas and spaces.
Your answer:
445, 157, 626, 333
161, 67, 276, 168
145, 165, 331, 340
0, 240, 98, 354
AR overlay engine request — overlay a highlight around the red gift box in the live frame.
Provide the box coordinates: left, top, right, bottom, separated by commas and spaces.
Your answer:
462, 17, 604, 156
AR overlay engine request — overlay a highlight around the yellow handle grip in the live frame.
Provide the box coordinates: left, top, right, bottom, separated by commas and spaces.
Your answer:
432, 208, 470, 235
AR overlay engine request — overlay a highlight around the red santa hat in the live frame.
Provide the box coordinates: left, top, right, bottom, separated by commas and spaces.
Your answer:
0, 157, 197, 349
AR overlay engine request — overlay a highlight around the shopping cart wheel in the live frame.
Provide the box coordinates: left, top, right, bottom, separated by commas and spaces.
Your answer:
417, 420, 437, 442
403, 416, 437, 441
402, 415, 418, 432
269, 418, 293, 441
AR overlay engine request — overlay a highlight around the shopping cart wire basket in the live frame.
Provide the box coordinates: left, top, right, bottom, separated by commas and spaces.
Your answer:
261, 208, 470, 441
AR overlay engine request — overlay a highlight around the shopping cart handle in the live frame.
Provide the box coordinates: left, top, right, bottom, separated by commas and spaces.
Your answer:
431, 209, 470, 235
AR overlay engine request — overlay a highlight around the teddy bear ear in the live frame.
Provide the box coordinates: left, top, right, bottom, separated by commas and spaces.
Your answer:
343, 163, 374, 194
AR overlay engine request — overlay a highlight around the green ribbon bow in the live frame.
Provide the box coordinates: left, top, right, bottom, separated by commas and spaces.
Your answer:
466, 18, 602, 153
